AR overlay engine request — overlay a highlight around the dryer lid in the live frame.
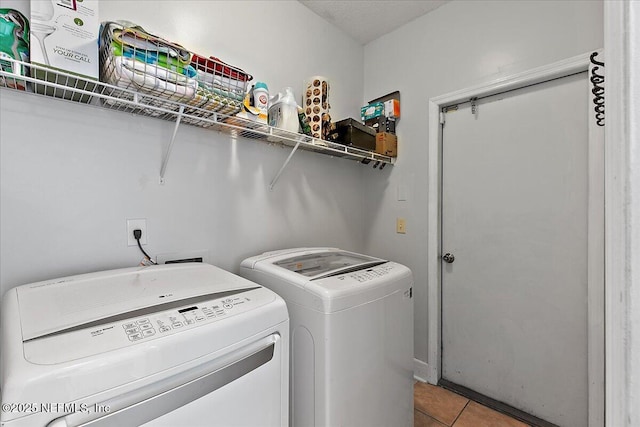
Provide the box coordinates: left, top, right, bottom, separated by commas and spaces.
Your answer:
16, 263, 256, 341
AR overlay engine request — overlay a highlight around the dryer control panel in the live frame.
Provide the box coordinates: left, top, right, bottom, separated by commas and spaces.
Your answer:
121, 295, 247, 342
23, 287, 276, 365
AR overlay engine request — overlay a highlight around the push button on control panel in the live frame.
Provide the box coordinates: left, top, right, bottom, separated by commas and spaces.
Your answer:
128, 333, 144, 341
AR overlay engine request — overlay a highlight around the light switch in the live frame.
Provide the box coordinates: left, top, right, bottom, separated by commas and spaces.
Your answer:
397, 184, 407, 201
396, 218, 406, 234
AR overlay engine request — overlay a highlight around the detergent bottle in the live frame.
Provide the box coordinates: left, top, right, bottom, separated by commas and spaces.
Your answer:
268, 87, 299, 133
252, 82, 269, 117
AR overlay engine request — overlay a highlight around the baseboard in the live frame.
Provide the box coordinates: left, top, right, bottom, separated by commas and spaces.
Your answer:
414, 358, 437, 384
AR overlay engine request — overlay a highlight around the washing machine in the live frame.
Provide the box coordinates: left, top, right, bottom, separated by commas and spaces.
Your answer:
1, 263, 289, 427
240, 248, 413, 427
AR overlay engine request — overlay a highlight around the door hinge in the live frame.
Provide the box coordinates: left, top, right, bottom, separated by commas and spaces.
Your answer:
441, 105, 459, 125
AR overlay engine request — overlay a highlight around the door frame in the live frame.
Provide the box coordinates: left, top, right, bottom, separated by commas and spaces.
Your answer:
603, 2, 636, 427
426, 52, 604, 427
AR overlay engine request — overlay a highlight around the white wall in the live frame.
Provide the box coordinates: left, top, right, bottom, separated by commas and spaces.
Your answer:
0, 1, 370, 296
362, 0, 603, 366
0, 0, 613, 382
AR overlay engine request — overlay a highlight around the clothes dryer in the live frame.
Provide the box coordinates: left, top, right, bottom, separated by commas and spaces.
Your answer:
1, 263, 289, 427
240, 248, 413, 427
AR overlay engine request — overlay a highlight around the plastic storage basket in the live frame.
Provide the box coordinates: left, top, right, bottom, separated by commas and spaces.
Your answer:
99, 21, 199, 116
182, 53, 252, 127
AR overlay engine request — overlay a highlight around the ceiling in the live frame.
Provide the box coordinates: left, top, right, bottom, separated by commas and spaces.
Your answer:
299, 0, 450, 45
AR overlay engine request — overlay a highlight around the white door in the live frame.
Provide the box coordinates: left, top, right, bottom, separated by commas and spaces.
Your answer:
441, 73, 590, 427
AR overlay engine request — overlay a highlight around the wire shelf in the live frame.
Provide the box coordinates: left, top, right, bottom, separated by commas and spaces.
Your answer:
0, 58, 395, 169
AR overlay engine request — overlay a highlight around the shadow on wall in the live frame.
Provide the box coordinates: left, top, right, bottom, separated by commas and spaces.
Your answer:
0, 91, 372, 295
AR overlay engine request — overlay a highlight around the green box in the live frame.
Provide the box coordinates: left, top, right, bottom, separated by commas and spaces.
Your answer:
361, 102, 384, 121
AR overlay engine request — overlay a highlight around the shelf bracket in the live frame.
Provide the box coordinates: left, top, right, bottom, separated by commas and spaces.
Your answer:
269, 140, 301, 191
159, 105, 185, 184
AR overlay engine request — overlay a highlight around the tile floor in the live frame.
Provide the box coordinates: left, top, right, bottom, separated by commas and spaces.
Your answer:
414, 382, 531, 427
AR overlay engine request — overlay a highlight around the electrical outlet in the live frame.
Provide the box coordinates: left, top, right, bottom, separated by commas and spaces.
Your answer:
396, 218, 406, 234
127, 218, 147, 246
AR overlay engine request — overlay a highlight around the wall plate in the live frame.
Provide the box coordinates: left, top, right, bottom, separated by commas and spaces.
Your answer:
126, 218, 147, 246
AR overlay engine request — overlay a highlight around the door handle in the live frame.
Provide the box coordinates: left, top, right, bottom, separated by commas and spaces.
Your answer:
442, 253, 455, 263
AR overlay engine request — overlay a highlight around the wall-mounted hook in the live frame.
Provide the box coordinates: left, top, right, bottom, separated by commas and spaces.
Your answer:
590, 51, 605, 126
470, 97, 478, 116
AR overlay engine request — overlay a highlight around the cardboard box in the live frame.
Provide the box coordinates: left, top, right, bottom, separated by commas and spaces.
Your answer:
384, 99, 400, 118
375, 132, 397, 157
31, 0, 99, 101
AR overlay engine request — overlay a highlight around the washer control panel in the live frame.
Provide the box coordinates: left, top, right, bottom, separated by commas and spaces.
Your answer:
346, 264, 394, 283
121, 295, 248, 342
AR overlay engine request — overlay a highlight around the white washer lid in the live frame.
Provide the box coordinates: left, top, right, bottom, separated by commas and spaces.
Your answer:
17, 263, 255, 341
240, 247, 338, 269
273, 251, 384, 279
242, 247, 385, 280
